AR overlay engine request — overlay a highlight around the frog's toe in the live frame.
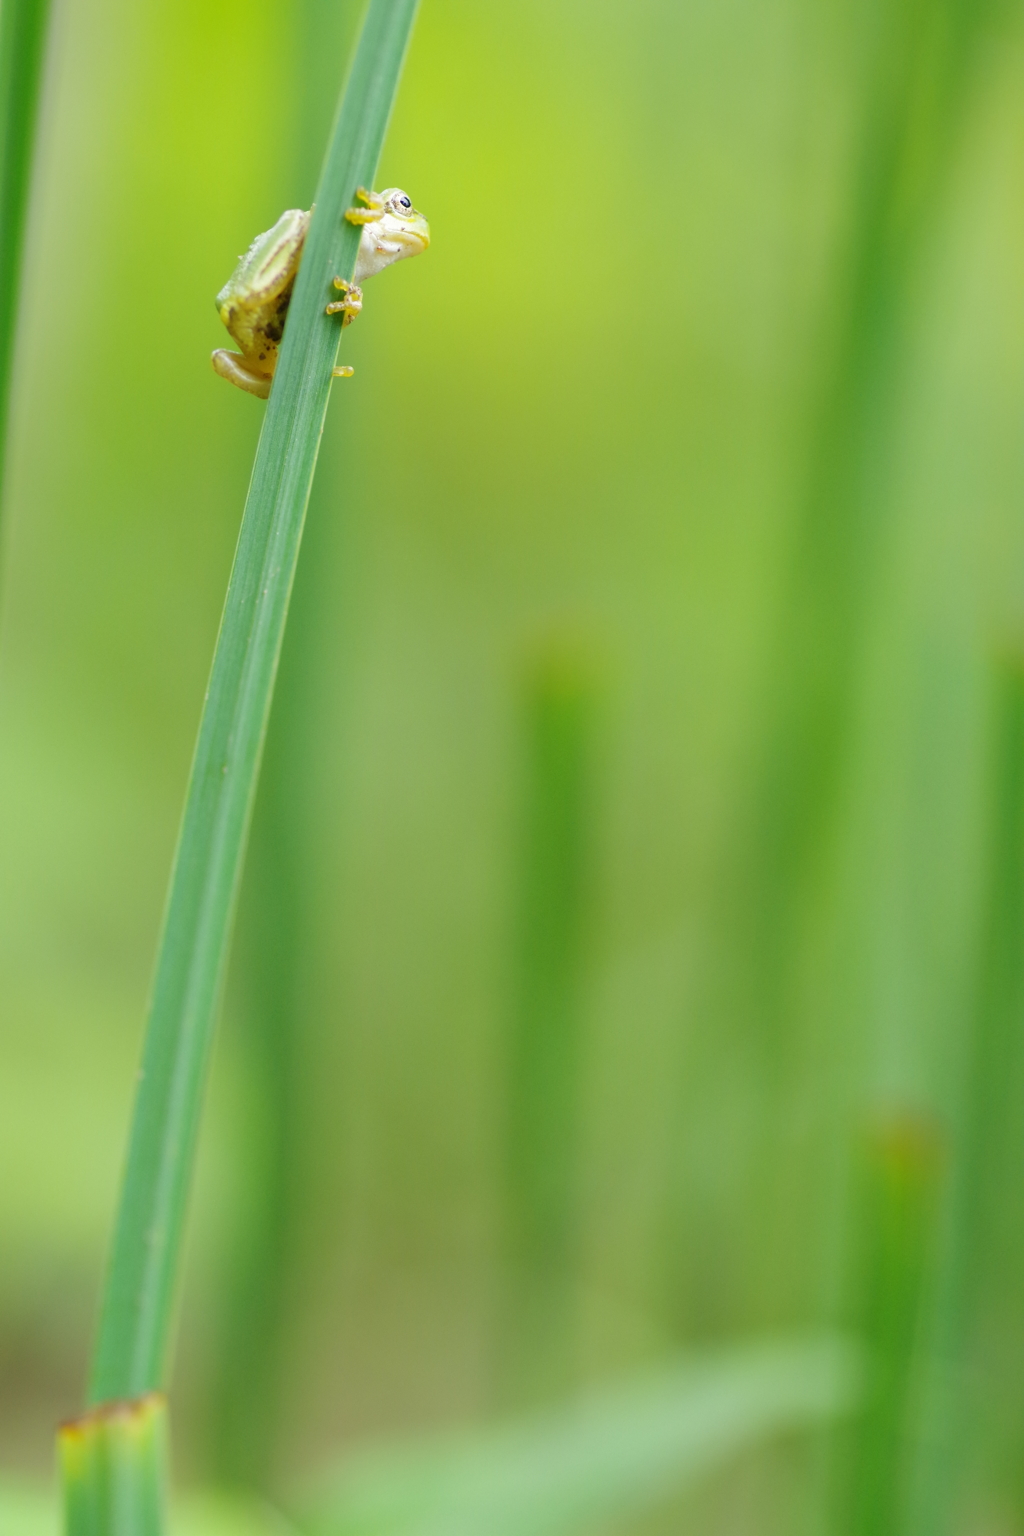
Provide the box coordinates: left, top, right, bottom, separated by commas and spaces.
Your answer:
211, 349, 272, 399
345, 191, 382, 225
326, 279, 363, 325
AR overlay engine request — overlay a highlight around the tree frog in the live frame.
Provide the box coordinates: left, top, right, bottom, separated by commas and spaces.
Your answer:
211, 187, 429, 399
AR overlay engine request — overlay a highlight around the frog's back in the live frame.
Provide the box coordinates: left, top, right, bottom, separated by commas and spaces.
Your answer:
216, 208, 309, 316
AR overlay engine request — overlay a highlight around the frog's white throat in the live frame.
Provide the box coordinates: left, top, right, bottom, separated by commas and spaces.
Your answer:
353, 215, 429, 282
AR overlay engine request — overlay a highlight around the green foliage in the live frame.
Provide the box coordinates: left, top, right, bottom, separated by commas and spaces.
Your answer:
0, 0, 1022, 1529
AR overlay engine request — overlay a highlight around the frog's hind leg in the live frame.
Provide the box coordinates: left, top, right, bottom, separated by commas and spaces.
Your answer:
211, 348, 272, 399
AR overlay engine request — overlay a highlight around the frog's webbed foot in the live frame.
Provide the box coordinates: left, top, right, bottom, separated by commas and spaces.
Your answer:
211, 348, 273, 399
332, 364, 354, 380
344, 186, 384, 225
325, 277, 363, 326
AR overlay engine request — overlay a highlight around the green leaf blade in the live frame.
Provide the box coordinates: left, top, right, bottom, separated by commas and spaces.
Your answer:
307, 1336, 860, 1536
87, 0, 420, 1406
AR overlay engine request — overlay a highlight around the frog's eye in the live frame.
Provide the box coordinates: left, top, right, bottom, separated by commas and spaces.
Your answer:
395, 194, 412, 210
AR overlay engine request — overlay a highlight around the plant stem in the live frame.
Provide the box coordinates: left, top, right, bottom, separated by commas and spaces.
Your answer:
60, 1395, 169, 1536
738, 0, 996, 1067
86, 0, 421, 1405
705, 0, 998, 1356
207, 0, 360, 1486
906, 658, 1024, 1535
499, 642, 595, 1408
0, 0, 53, 520
839, 1115, 943, 1536
208, 696, 307, 1485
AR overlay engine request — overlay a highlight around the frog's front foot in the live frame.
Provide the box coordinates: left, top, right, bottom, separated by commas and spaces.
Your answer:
325, 277, 363, 326
344, 186, 384, 226
211, 349, 273, 399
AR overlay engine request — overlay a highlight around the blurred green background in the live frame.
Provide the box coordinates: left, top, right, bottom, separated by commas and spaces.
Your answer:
2, 0, 1024, 1530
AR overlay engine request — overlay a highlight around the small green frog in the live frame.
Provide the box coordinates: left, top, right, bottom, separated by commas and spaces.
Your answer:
211, 187, 429, 398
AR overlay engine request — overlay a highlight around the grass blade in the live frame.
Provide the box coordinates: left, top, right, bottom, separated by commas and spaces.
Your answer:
727, 0, 1000, 1068
836, 1116, 943, 1536
500, 643, 596, 1408
0, 0, 53, 518
207, 0, 362, 1486
904, 659, 1024, 1534
59, 1395, 169, 1536
306, 1336, 859, 1536
704, 0, 1001, 1374
86, 0, 421, 1405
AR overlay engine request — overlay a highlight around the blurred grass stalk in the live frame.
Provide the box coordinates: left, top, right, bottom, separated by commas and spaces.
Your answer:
838, 665, 1024, 1536
499, 644, 596, 1408
721, 0, 999, 1430
62, 0, 421, 1520
906, 658, 1024, 1535
838, 1116, 943, 1536
0, 0, 53, 525
736, 0, 997, 1051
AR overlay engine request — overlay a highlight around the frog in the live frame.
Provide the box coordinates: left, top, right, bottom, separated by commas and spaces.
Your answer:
211, 187, 429, 399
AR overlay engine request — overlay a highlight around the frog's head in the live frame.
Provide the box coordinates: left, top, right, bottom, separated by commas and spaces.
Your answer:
376, 188, 430, 256
354, 187, 430, 281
